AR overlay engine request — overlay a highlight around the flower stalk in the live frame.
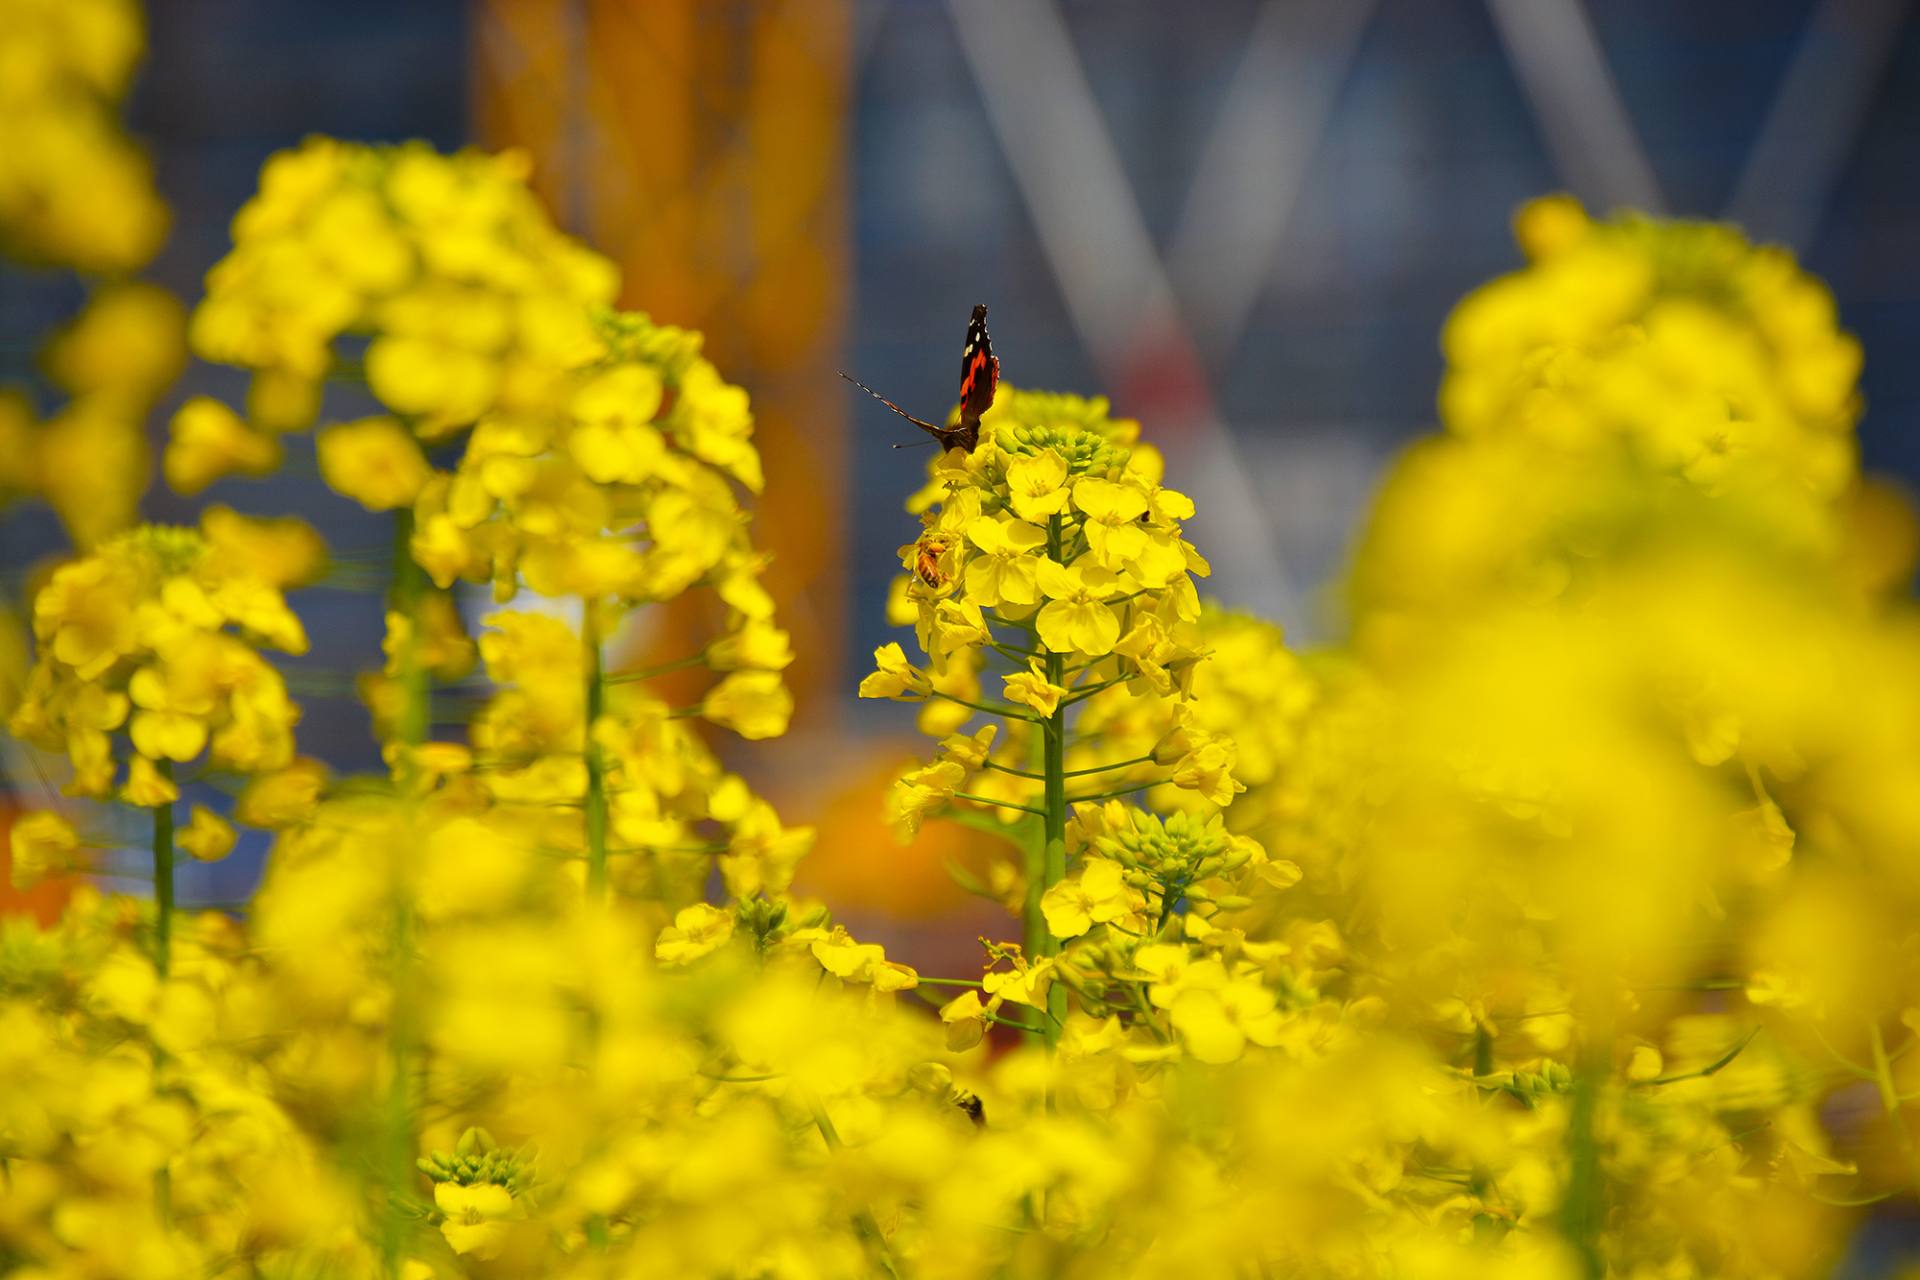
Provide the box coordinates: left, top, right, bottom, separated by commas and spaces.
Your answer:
1039, 514, 1070, 1047
383, 508, 426, 1277
1868, 1022, 1920, 1199
151, 761, 175, 1226
1559, 1046, 1607, 1279
151, 761, 174, 977
390, 508, 430, 759
583, 606, 609, 897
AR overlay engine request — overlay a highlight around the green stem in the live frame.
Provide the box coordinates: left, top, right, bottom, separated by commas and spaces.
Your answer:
807, 1096, 904, 1279
1558, 1046, 1607, 1279
151, 772, 174, 1226
382, 508, 426, 1277
151, 766, 174, 978
604, 650, 707, 684
1869, 1022, 1920, 1199
1061, 675, 1127, 705
1066, 754, 1154, 778
985, 753, 1155, 782
390, 509, 429, 763
930, 689, 1039, 722
381, 874, 418, 1278
953, 791, 1044, 816
1067, 779, 1165, 806
1127, 982, 1169, 1042
583, 606, 609, 898
984, 759, 1047, 781
1039, 515, 1069, 1050
1021, 725, 1048, 1038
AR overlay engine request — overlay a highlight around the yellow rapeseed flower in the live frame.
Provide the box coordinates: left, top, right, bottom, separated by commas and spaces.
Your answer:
315, 416, 431, 511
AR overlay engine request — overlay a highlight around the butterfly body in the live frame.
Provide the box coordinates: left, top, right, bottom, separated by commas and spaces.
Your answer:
843, 304, 999, 453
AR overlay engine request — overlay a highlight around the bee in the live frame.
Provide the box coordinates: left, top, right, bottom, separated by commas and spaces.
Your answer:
912, 534, 954, 590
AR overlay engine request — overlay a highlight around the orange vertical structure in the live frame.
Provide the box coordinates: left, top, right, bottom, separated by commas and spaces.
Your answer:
472, 0, 852, 728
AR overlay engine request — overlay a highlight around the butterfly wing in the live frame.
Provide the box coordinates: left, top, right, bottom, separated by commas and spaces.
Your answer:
957, 303, 998, 429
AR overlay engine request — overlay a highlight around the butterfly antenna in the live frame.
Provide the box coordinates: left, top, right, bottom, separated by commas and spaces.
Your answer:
838, 371, 941, 431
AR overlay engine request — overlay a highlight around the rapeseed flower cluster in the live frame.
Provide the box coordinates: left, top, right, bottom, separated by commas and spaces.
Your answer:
176, 136, 617, 485
10, 525, 305, 814
7, 99, 1920, 1280
408, 307, 787, 740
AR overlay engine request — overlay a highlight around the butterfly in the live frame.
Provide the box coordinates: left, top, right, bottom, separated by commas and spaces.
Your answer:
842, 303, 999, 453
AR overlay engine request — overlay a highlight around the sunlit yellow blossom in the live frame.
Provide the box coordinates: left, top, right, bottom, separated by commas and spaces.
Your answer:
922, 598, 994, 661
1168, 734, 1244, 806
811, 930, 919, 992
1005, 447, 1070, 522
1003, 667, 1066, 717
939, 989, 989, 1051
1070, 475, 1152, 567
937, 723, 999, 770
433, 1181, 515, 1259
1040, 857, 1140, 938
654, 903, 735, 965
886, 760, 965, 842
982, 954, 1055, 1009
1034, 558, 1123, 657
963, 515, 1046, 607
858, 642, 932, 700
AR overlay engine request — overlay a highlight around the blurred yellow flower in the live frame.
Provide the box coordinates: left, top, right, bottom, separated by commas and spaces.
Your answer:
9, 809, 80, 888
176, 805, 235, 862
165, 397, 281, 495
655, 903, 735, 965
700, 671, 793, 740
316, 416, 431, 511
